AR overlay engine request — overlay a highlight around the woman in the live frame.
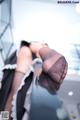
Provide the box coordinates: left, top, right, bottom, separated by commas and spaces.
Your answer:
0, 40, 68, 120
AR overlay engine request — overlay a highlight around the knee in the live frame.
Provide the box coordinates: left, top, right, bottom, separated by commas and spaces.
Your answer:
17, 46, 32, 59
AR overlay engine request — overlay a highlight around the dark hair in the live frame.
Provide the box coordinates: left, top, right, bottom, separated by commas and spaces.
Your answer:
20, 40, 30, 47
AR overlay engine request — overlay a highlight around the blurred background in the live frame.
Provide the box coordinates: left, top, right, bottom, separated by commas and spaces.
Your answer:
0, 0, 80, 119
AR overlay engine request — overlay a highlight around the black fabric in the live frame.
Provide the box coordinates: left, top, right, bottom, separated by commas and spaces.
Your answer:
0, 50, 35, 119
5, 51, 17, 65
16, 72, 33, 120
0, 50, 16, 111
0, 69, 33, 119
0, 69, 15, 111
0, 47, 65, 119
38, 72, 58, 94
20, 40, 30, 47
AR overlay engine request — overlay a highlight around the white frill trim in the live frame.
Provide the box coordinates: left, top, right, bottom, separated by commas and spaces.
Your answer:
0, 64, 17, 89
11, 66, 34, 120
1, 58, 42, 119
24, 84, 32, 111
2, 64, 17, 71
22, 91, 32, 120
32, 58, 42, 65
11, 58, 42, 119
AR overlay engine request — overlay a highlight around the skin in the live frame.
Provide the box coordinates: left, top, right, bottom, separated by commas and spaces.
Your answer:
5, 46, 32, 118
4, 41, 48, 118
30, 41, 48, 58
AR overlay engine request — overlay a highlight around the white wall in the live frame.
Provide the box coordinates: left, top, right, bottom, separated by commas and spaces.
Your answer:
12, 0, 80, 52
12, 0, 80, 78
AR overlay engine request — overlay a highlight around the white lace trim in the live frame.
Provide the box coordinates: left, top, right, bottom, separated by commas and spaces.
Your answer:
0, 64, 17, 89
0, 58, 42, 119
24, 84, 32, 111
2, 64, 17, 70
11, 66, 34, 120
22, 93, 32, 120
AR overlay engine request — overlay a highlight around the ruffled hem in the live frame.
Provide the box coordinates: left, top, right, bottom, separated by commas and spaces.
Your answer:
2, 64, 17, 70
1, 58, 42, 119
0, 64, 17, 89
11, 66, 34, 120
24, 84, 32, 111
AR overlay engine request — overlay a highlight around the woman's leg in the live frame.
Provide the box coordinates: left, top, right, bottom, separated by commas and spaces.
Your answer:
4, 46, 32, 115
